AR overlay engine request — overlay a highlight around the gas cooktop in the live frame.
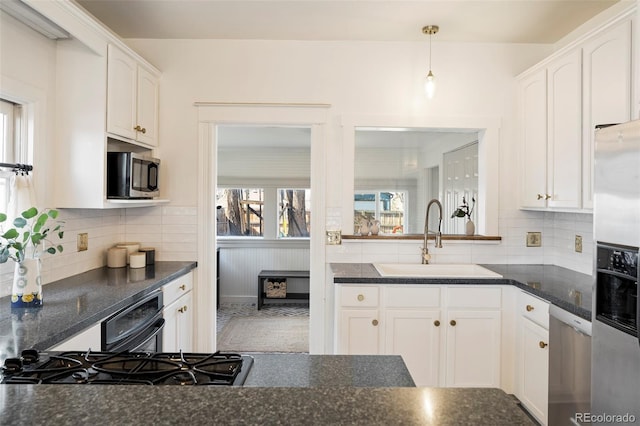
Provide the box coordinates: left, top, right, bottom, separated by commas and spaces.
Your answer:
1, 350, 253, 386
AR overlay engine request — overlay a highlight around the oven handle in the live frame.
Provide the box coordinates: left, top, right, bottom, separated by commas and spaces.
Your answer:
108, 317, 165, 352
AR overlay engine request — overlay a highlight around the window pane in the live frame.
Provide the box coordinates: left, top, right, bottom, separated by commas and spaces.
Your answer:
216, 188, 264, 236
0, 99, 16, 213
278, 189, 310, 238
354, 191, 406, 234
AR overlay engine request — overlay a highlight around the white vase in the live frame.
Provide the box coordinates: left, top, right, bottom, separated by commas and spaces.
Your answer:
11, 258, 43, 308
465, 219, 475, 236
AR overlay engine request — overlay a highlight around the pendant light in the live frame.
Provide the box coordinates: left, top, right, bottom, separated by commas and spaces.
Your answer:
422, 25, 439, 99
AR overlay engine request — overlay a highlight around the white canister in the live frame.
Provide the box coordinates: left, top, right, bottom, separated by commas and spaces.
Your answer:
116, 242, 140, 264
129, 252, 146, 269
107, 247, 128, 268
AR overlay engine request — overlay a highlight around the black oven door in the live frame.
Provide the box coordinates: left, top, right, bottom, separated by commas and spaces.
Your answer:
102, 290, 164, 352
109, 315, 164, 352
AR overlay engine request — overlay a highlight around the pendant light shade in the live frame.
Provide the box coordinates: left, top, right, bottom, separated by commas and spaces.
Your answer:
422, 25, 439, 99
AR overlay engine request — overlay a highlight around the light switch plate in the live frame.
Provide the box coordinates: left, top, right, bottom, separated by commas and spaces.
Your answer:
526, 232, 542, 247
575, 235, 583, 253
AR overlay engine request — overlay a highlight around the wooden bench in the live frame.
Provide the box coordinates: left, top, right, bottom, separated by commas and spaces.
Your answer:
257, 270, 310, 310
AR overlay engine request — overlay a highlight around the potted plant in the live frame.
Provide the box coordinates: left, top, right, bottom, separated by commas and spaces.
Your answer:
0, 207, 64, 308
451, 196, 476, 236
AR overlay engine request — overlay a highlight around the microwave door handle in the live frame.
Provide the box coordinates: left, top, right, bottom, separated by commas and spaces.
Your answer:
148, 163, 158, 191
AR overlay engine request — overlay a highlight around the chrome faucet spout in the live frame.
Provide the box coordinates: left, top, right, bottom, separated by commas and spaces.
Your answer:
422, 198, 443, 264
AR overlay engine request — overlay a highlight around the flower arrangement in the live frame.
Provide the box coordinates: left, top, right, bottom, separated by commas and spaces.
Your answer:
451, 196, 475, 221
0, 207, 64, 263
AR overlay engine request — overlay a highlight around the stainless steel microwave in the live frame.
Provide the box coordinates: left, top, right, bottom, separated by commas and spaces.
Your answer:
107, 152, 160, 199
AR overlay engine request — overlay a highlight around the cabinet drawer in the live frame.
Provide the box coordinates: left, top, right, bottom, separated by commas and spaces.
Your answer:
447, 287, 501, 309
339, 285, 379, 308
162, 272, 193, 306
386, 286, 440, 308
518, 290, 549, 329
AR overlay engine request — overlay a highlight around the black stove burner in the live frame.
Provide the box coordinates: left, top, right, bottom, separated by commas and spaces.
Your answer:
1, 350, 253, 386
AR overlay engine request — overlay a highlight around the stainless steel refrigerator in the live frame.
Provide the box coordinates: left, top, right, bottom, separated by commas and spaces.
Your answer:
592, 120, 640, 421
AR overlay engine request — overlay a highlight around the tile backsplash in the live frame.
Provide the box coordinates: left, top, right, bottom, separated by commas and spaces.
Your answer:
327, 209, 594, 276
0, 206, 198, 298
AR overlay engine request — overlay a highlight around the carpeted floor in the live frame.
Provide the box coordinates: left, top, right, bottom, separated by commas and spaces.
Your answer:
217, 303, 309, 353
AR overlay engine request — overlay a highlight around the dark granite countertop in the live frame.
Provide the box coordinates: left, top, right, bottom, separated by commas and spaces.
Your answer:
0, 385, 534, 425
0, 261, 197, 362
244, 354, 416, 387
330, 263, 593, 321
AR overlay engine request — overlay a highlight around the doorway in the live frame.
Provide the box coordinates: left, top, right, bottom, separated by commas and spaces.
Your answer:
216, 124, 311, 352
196, 102, 329, 354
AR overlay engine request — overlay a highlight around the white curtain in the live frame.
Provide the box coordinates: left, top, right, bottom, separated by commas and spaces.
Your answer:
6, 174, 36, 224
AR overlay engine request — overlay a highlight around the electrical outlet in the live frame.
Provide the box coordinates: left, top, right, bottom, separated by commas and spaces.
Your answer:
77, 233, 88, 251
575, 235, 583, 253
526, 232, 542, 247
326, 230, 342, 245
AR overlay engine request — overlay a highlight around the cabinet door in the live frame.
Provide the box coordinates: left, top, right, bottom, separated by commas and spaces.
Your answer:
445, 309, 501, 387
163, 292, 193, 352
48, 323, 102, 351
338, 309, 381, 355
582, 20, 632, 209
384, 309, 441, 386
519, 68, 548, 208
547, 49, 582, 209
520, 317, 549, 425
136, 66, 159, 146
107, 44, 137, 140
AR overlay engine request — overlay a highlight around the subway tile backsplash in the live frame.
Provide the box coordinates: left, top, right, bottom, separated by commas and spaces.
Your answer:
0, 206, 198, 298
328, 210, 594, 276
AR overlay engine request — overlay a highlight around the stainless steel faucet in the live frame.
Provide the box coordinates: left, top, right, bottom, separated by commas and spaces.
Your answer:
422, 199, 443, 264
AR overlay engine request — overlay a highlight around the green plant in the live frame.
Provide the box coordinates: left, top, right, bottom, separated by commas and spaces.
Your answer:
451, 196, 475, 220
0, 207, 64, 263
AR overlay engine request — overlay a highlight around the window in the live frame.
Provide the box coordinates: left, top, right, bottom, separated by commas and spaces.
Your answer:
216, 188, 264, 237
215, 187, 311, 239
354, 191, 406, 234
278, 189, 310, 238
0, 99, 22, 212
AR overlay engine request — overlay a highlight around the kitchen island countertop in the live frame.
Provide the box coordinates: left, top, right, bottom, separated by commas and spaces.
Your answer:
0, 385, 534, 425
244, 353, 416, 387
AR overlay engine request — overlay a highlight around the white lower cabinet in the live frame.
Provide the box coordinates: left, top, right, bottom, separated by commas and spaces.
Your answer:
515, 291, 550, 425
445, 309, 502, 387
48, 323, 102, 351
162, 272, 194, 352
336, 284, 501, 387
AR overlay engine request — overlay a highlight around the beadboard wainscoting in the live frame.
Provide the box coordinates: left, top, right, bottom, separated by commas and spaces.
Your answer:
218, 242, 310, 304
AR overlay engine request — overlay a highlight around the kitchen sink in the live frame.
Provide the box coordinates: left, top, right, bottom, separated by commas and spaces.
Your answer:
373, 263, 503, 278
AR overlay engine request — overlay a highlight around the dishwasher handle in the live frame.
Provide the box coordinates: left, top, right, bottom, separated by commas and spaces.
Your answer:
549, 305, 592, 337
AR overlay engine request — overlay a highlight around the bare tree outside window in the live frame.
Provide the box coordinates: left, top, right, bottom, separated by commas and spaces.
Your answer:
278, 189, 310, 238
216, 188, 264, 236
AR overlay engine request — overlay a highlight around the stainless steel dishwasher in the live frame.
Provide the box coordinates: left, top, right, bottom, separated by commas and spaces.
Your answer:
548, 305, 592, 426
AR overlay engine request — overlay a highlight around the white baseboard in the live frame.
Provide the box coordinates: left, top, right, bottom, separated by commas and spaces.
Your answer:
220, 295, 257, 305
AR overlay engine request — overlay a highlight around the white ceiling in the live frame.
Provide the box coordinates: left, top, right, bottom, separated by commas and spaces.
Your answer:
76, 0, 622, 44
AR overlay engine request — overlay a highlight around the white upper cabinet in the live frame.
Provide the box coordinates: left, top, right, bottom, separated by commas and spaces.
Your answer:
107, 44, 159, 147
518, 11, 634, 211
519, 48, 582, 210
546, 49, 582, 209
581, 20, 632, 209
519, 68, 548, 208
